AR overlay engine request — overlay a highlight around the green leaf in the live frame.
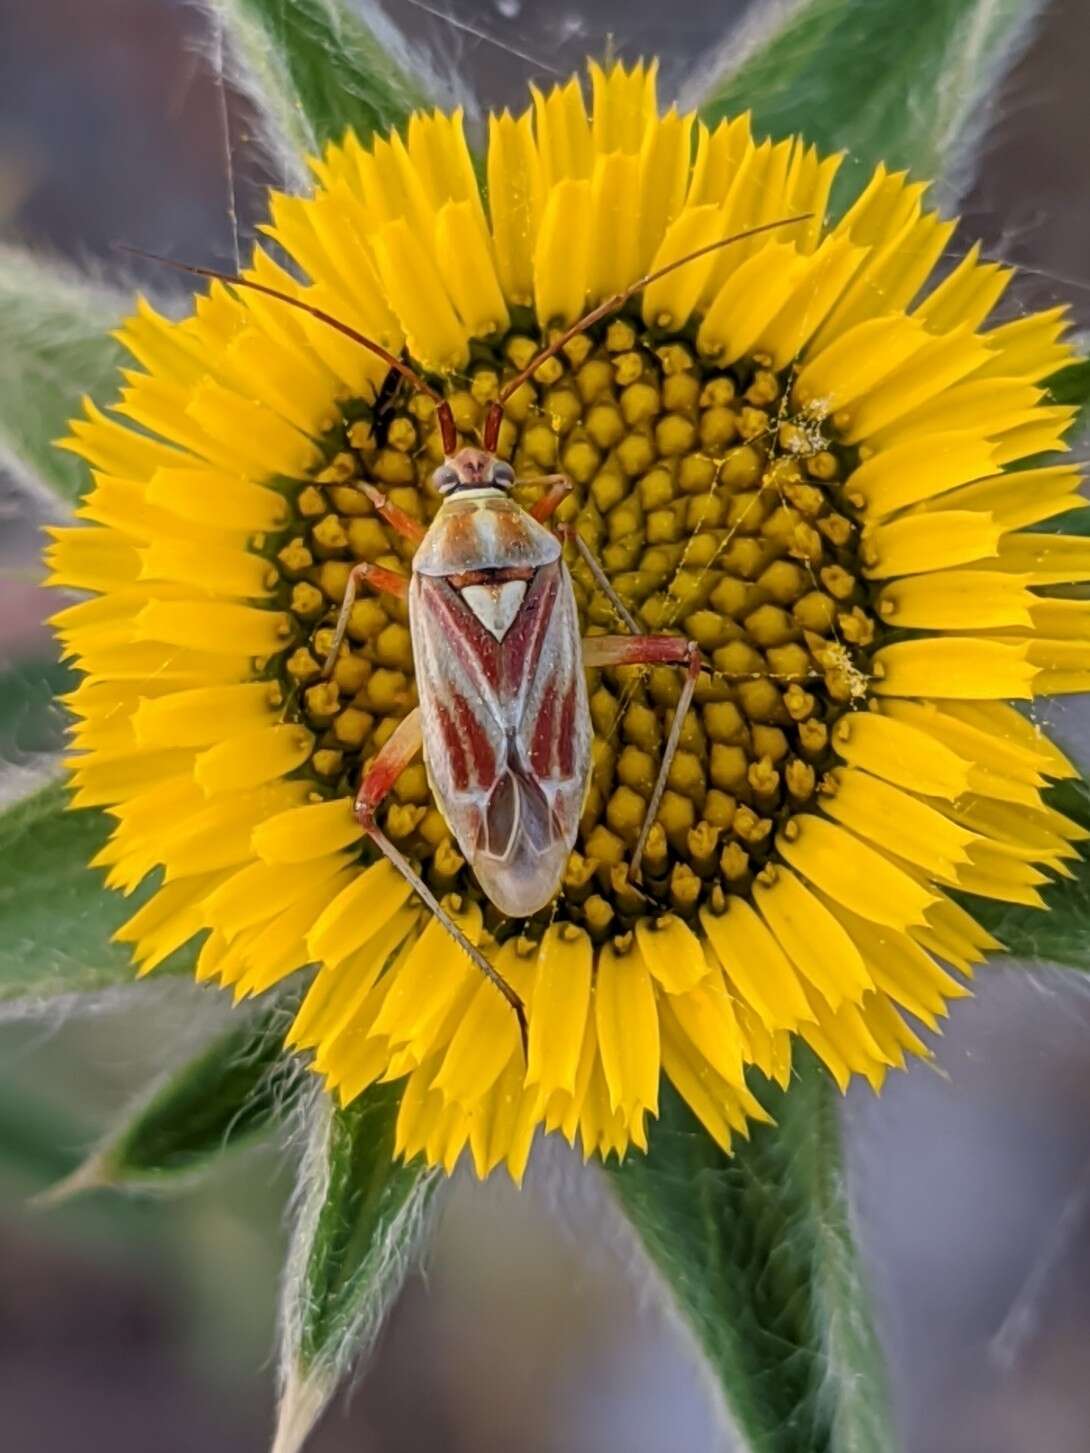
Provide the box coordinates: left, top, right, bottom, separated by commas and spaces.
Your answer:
0, 781, 191, 1016
970, 777, 1090, 967
0, 656, 75, 766
208, 0, 441, 179
39, 1003, 299, 1202
605, 1060, 892, 1453
274, 1083, 439, 1453
0, 244, 127, 506
693, 0, 1048, 205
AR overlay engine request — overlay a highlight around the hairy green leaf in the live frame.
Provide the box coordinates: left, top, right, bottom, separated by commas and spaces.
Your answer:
0, 244, 127, 506
692, 0, 1047, 206
40, 1003, 298, 1201
605, 1061, 892, 1453
206, 0, 441, 181
0, 781, 190, 1016
0, 657, 75, 767
274, 1084, 439, 1453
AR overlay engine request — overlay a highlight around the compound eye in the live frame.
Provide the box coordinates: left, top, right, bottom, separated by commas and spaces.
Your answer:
491, 459, 516, 489
433, 463, 459, 493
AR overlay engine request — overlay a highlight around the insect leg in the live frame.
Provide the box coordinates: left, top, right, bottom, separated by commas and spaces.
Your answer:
360, 483, 427, 542
322, 561, 410, 677
581, 634, 702, 880
559, 525, 640, 634
353, 707, 529, 1057
526, 474, 573, 523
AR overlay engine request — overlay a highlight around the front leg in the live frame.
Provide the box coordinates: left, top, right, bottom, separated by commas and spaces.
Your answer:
582, 634, 703, 879
526, 474, 572, 523
361, 483, 427, 542
354, 708, 529, 1055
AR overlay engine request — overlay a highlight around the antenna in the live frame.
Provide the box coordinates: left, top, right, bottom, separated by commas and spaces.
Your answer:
481, 213, 813, 452
115, 245, 459, 455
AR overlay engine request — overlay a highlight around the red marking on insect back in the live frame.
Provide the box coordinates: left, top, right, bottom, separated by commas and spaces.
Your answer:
434, 699, 470, 792
452, 691, 496, 784
499, 565, 560, 697
529, 682, 558, 778
415, 575, 503, 693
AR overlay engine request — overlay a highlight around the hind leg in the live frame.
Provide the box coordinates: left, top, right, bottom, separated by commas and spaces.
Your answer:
352, 708, 529, 1055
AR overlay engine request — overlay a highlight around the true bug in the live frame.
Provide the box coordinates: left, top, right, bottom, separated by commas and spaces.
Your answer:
131, 215, 808, 1049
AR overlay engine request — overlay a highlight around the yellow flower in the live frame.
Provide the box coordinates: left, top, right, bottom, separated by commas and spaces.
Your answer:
47, 61, 1088, 1181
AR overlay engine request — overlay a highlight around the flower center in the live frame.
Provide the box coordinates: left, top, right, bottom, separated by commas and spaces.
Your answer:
269, 316, 879, 940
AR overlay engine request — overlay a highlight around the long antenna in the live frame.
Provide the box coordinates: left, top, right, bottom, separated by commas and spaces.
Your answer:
482, 213, 812, 451
114, 245, 459, 455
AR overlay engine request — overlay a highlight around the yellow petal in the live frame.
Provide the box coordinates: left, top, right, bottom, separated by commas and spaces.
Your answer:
306, 859, 414, 965
293, 911, 418, 1054
193, 724, 314, 794
434, 198, 509, 338
641, 204, 727, 332
135, 601, 294, 657
699, 898, 812, 1028
487, 108, 541, 305
594, 939, 660, 1117
915, 464, 1084, 531
832, 711, 972, 797
794, 315, 931, 414
845, 327, 990, 441
872, 638, 1037, 699
252, 797, 364, 863
634, 914, 708, 992
636, 107, 693, 271
44, 526, 142, 593
204, 853, 347, 938
822, 767, 976, 874
132, 682, 278, 748
861, 511, 1001, 578
433, 943, 531, 1109
533, 178, 592, 326
145, 467, 289, 531
527, 924, 593, 1097
777, 816, 936, 930
754, 866, 871, 1008
370, 898, 483, 1054
368, 217, 468, 371
846, 431, 1000, 517
533, 77, 592, 187
588, 151, 641, 298
977, 306, 1076, 381
877, 570, 1034, 630
666, 959, 746, 1088
882, 699, 1047, 786
969, 532, 1090, 585
915, 243, 1012, 333
697, 241, 811, 364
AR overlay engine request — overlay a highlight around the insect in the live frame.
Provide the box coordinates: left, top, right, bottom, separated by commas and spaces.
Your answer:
131, 215, 809, 1051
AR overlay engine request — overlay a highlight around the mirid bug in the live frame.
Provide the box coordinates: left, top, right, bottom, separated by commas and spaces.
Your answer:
128, 216, 809, 1051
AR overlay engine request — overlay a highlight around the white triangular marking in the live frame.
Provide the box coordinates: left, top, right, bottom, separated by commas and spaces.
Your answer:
462, 580, 527, 639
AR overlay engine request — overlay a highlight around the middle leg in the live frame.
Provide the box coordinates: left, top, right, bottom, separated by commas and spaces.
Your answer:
322, 561, 409, 677
582, 634, 703, 880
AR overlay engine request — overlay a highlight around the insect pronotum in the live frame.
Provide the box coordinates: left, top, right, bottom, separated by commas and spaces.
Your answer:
125, 213, 811, 1054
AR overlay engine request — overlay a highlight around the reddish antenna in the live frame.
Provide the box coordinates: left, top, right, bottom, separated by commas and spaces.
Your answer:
115, 246, 459, 455
481, 212, 813, 453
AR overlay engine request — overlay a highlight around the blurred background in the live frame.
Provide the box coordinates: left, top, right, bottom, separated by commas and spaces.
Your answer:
2, 1, 1090, 1449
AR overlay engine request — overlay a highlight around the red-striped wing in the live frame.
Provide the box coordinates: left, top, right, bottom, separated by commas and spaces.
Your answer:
409, 559, 590, 918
